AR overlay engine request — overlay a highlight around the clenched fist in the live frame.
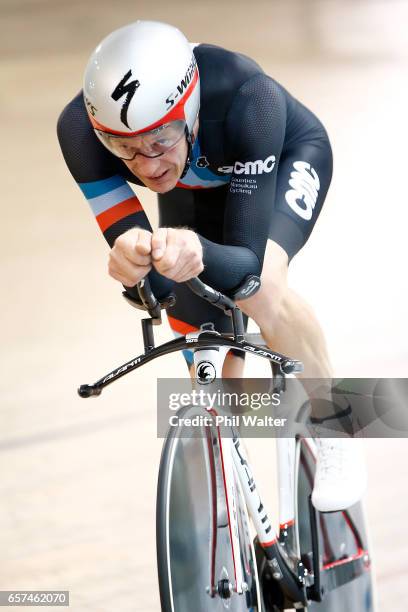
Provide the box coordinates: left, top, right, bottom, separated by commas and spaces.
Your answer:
151, 228, 204, 282
108, 228, 152, 287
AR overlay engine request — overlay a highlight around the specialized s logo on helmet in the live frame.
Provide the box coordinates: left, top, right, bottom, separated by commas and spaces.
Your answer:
111, 69, 141, 129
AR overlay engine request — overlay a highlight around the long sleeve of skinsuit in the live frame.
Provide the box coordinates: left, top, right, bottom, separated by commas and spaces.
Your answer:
57, 92, 174, 300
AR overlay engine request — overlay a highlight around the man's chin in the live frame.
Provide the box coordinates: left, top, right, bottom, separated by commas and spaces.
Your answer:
147, 177, 179, 194
146, 183, 172, 194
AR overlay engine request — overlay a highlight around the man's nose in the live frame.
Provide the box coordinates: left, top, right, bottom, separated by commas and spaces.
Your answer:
132, 155, 161, 175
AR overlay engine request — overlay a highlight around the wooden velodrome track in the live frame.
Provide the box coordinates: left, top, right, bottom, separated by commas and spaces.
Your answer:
1, 0, 408, 609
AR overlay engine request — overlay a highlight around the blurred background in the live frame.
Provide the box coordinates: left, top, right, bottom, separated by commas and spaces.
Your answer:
1, 0, 408, 610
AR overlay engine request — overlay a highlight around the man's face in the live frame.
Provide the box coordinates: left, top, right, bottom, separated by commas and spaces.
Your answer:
122, 137, 188, 193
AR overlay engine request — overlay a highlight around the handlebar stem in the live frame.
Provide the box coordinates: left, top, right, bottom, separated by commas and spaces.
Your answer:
142, 318, 155, 352
230, 308, 245, 342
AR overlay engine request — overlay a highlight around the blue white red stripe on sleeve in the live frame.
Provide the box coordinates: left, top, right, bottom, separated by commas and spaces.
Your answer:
78, 175, 143, 232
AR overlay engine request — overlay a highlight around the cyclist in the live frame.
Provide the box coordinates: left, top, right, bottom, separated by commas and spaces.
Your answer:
57, 20, 366, 512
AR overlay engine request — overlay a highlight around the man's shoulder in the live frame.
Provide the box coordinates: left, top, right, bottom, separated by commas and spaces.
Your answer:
194, 43, 264, 83
57, 91, 85, 130
194, 43, 266, 127
57, 90, 97, 154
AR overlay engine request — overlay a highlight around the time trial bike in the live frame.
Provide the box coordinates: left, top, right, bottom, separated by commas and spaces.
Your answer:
78, 277, 374, 611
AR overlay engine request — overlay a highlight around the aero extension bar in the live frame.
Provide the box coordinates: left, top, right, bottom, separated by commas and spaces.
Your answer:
78, 277, 303, 398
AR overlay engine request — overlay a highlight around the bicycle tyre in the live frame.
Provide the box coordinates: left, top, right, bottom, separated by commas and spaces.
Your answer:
157, 404, 261, 611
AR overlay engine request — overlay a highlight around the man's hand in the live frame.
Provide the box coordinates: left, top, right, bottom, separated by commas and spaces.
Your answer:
108, 228, 152, 286
151, 228, 204, 282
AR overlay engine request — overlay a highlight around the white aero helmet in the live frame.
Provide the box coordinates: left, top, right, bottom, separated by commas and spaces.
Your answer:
83, 20, 200, 160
